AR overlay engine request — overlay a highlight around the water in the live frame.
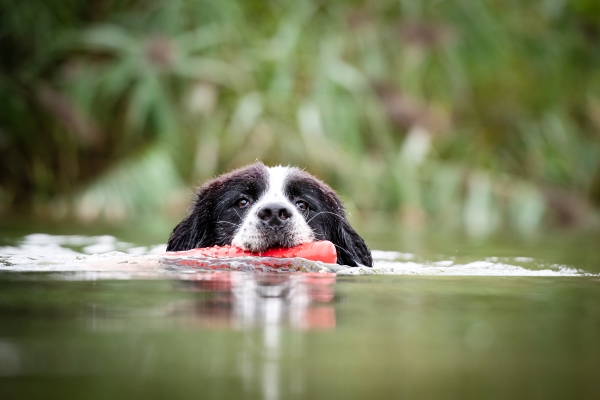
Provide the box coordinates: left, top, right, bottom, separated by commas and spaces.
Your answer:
1, 232, 599, 399
0, 234, 592, 276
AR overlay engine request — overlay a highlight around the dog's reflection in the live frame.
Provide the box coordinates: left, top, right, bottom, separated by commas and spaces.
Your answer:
170, 272, 336, 400
173, 272, 336, 330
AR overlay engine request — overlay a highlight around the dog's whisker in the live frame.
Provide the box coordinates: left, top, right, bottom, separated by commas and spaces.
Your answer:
314, 231, 353, 258
306, 211, 344, 224
332, 243, 352, 257
216, 220, 242, 228
233, 209, 243, 221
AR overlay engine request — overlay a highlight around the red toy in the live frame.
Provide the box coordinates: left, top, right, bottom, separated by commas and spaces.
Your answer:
164, 241, 337, 264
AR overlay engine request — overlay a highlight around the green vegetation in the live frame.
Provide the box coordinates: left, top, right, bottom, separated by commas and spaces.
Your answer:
1, 0, 600, 237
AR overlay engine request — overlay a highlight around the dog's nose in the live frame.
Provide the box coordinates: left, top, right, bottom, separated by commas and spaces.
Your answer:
257, 202, 293, 228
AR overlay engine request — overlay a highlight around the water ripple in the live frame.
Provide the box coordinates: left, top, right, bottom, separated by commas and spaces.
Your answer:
0, 234, 592, 277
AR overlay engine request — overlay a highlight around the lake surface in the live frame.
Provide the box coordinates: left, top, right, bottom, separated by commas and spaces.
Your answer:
1, 230, 599, 399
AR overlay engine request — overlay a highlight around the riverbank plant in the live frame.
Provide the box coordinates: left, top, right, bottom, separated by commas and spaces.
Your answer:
1, 0, 599, 237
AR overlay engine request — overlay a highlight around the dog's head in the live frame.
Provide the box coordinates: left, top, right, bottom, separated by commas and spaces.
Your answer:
166, 163, 372, 267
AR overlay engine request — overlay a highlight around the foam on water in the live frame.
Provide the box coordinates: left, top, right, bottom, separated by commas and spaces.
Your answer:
0, 234, 592, 277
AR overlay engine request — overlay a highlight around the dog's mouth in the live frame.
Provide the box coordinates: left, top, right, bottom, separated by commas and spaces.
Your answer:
238, 235, 304, 253
235, 225, 315, 253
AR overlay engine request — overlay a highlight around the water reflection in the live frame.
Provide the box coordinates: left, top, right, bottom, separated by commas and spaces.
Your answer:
1, 269, 599, 399
177, 271, 336, 400
177, 272, 336, 329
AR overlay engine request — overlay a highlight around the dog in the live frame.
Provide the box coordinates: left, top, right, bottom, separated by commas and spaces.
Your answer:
166, 163, 372, 267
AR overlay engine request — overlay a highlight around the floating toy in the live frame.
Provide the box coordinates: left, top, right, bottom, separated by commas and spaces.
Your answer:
160, 241, 337, 272
165, 241, 336, 263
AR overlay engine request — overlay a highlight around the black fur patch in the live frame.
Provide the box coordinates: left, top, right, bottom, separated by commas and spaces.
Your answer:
166, 163, 269, 251
284, 168, 373, 267
167, 163, 373, 267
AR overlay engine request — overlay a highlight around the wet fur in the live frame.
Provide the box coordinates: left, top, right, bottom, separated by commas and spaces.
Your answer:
166, 163, 373, 267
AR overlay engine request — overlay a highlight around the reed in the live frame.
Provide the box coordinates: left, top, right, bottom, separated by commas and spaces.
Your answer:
1, 0, 599, 237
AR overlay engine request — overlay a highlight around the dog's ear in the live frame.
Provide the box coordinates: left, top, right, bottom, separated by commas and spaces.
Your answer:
325, 218, 373, 267
166, 214, 203, 251
166, 193, 213, 252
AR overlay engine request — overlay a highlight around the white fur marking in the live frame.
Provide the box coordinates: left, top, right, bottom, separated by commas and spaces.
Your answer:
231, 166, 314, 252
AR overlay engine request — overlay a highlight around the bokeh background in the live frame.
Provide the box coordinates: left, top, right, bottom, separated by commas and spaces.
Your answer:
2, 0, 600, 243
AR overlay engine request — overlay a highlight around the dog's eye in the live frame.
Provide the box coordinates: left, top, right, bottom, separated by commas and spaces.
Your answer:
295, 201, 308, 211
237, 199, 250, 208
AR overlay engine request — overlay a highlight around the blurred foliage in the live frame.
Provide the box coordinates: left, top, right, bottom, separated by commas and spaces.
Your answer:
1, 0, 600, 238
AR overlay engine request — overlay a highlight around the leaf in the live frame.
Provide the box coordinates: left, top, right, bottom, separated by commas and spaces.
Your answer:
82, 25, 137, 54
74, 146, 184, 222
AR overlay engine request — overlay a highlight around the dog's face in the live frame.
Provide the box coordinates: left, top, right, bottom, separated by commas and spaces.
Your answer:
166, 163, 372, 267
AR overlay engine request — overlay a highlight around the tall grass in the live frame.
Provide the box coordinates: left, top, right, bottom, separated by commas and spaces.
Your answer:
1, 0, 599, 237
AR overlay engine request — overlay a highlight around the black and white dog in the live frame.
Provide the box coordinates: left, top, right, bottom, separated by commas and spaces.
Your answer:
166, 163, 372, 267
